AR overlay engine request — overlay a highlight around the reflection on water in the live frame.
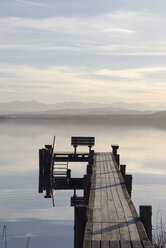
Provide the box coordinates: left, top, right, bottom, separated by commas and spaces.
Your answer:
0, 118, 166, 247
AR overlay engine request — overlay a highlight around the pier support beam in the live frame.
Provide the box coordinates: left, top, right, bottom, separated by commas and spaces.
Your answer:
74, 206, 87, 248
139, 205, 152, 243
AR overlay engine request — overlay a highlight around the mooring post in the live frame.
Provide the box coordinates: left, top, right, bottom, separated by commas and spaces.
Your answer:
139, 205, 152, 243
74, 206, 87, 248
111, 144, 120, 168
124, 174, 132, 197
120, 164, 126, 178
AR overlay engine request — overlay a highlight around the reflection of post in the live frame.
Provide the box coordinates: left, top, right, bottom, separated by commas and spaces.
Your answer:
139, 205, 152, 242
26, 236, 31, 248
2, 225, 7, 248
44, 146, 52, 198
39, 149, 45, 193
74, 206, 87, 248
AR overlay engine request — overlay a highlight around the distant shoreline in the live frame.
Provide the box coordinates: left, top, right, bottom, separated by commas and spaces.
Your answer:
0, 112, 165, 120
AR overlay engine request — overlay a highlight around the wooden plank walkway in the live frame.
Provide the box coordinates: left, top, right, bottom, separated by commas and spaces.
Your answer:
83, 152, 153, 248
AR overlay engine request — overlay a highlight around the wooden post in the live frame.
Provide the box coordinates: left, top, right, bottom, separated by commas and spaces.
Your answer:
139, 205, 152, 242
111, 144, 120, 168
84, 174, 91, 205
74, 145, 77, 155
124, 174, 132, 197
74, 206, 87, 248
87, 153, 93, 174
120, 164, 126, 178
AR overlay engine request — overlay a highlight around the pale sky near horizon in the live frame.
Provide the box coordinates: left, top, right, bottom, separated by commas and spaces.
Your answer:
1, 0, 166, 106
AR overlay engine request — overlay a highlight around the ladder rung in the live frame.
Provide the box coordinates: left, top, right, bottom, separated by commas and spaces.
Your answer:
54, 163, 68, 166
53, 172, 67, 175
54, 167, 66, 170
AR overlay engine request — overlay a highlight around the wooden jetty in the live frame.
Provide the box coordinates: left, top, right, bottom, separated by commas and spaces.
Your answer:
38, 137, 153, 248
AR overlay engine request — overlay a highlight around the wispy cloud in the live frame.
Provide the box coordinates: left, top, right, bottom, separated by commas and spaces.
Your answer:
16, 0, 57, 9
0, 10, 165, 56
94, 66, 166, 79
0, 63, 165, 104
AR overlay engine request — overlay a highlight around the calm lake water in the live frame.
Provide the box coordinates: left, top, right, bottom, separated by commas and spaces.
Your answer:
0, 117, 166, 248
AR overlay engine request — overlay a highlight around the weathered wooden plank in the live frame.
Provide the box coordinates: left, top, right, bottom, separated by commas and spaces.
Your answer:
105, 154, 128, 241
101, 240, 109, 248
92, 240, 100, 248
120, 240, 132, 248
108, 153, 141, 242
83, 239, 91, 248
92, 222, 102, 240
94, 155, 102, 215
104, 156, 119, 224
131, 240, 144, 248
101, 222, 111, 241
106, 154, 126, 223
87, 208, 93, 222
101, 222, 120, 241
142, 240, 153, 247
93, 208, 102, 223
105, 154, 130, 241
84, 221, 92, 240
109, 240, 120, 248
100, 166, 110, 223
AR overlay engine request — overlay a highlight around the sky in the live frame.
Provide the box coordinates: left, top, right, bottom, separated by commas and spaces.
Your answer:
0, 0, 166, 106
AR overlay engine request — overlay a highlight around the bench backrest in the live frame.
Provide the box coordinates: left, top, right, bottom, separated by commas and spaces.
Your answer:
71, 137, 95, 147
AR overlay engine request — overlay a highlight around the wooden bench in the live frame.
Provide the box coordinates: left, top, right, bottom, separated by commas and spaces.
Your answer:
71, 137, 95, 154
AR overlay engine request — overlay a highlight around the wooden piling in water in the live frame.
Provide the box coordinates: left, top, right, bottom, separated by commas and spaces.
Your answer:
111, 144, 120, 167
74, 206, 87, 248
120, 164, 126, 178
124, 174, 132, 197
139, 205, 152, 243
84, 174, 91, 205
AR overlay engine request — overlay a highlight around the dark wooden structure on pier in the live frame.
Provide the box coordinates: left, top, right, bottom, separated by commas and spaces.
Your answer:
38, 137, 153, 248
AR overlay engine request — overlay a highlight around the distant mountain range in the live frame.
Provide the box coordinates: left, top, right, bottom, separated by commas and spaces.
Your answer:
0, 100, 165, 119
0, 100, 165, 114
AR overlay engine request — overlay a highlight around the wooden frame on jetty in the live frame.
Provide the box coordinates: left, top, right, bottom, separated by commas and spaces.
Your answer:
38, 137, 153, 248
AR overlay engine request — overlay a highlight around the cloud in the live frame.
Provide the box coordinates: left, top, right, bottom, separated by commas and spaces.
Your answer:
94, 66, 166, 80
0, 10, 166, 57
0, 63, 166, 104
16, 0, 57, 9
0, 11, 137, 36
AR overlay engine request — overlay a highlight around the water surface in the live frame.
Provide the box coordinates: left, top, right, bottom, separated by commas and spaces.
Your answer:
0, 118, 166, 247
